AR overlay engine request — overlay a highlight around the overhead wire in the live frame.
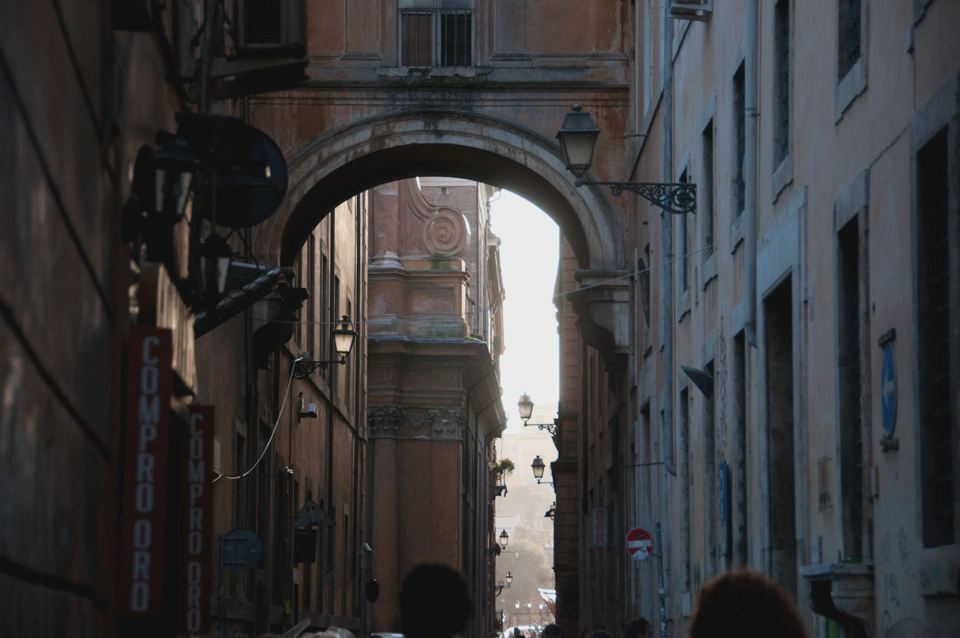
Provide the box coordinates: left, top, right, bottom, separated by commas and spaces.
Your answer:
212, 355, 304, 483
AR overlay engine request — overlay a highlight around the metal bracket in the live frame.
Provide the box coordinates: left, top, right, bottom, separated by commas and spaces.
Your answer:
523, 421, 558, 437
576, 179, 697, 215
293, 356, 345, 379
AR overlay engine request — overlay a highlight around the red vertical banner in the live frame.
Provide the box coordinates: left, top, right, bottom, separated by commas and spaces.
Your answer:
118, 325, 173, 617
179, 405, 214, 636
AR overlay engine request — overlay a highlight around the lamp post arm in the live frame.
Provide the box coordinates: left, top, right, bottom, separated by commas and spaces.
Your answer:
293, 356, 347, 379
522, 421, 558, 437
575, 180, 697, 216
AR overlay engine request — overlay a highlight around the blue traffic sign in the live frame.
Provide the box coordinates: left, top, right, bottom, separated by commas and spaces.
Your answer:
881, 343, 897, 436
221, 528, 263, 572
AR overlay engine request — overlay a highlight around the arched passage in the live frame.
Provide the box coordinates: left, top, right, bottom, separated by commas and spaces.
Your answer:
252, 111, 625, 274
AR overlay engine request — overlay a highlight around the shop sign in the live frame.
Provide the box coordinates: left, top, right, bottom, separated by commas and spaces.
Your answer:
118, 326, 173, 617
178, 405, 214, 636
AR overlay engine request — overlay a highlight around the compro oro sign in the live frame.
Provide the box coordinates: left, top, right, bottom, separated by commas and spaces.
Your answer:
118, 326, 173, 617
626, 528, 654, 560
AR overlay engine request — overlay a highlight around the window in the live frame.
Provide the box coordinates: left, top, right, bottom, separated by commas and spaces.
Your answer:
304, 487, 313, 612
774, 0, 791, 166
321, 253, 329, 379
917, 128, 954, 548
702, 119, 715, 256
838, 0, 861, 80
703, 361, 718, 576
733, 333, 748, 567
345, 299, 352, 406
638, 250, 651, 342
308, 235, 316, 357
679, 387, 691, 592
733, 62, 746, 216
838, 218, 864, 560
295, 255, 304, 346
678, 170, 689, 294
333, 276, 341, 390
233, 432, 248, 598
400, 1, 473, 67
341, 513, 349, 616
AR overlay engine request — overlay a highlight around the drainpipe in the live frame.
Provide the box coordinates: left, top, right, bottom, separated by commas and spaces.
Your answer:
661, 2, 678, 482
659, 6, 676, 638
744, 0, 759, 348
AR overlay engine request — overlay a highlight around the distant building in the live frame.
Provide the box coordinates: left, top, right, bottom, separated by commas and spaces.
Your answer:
367, 178, 507, 638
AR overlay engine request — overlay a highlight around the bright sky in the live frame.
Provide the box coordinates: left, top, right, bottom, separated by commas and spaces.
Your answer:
490, 190, 560, 434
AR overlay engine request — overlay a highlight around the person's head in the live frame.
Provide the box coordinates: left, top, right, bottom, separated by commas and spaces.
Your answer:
399, 563, 473, 638
690, 569, 808, 638
543, 623, 561, 638
624, 617, 653, 638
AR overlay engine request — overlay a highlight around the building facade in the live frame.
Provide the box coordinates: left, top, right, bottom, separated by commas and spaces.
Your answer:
556, 2, 960, 637
366, 178, 506, 638
5, 1, 960, 637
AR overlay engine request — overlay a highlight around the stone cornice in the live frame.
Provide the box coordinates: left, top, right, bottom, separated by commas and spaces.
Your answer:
368, 404, 468, 441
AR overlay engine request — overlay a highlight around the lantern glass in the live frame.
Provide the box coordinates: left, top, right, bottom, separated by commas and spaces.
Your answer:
556, 105, 600, 172
153, 138, 200, 218
531, 455, 545, 480
333, 315, 357, 359
198, 233, 233, 297
518, 393, 534, 421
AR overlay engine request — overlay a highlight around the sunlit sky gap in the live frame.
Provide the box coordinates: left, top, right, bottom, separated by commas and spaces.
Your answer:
490, 190, 560, 434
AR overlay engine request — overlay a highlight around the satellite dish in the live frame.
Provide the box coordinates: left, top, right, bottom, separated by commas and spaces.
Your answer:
175, 113, 288, 228
221, 528, 263, 572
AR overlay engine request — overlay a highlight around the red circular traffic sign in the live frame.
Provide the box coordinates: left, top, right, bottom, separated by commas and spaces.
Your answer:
626, 527, 653, 560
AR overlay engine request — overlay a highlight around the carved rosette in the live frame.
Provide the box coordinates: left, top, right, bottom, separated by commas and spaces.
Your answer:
423, 210, 468, 257
369, 404, 468, 441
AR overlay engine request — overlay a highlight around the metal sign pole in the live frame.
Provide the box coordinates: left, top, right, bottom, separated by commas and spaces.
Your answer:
655, 523, 666, 638
217, 535, 225, 638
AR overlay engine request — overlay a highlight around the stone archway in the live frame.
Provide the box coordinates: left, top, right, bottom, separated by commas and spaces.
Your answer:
254, 110, 631, 361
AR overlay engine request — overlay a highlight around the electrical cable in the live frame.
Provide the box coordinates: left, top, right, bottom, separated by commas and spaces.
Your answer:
212, 354, 303, 483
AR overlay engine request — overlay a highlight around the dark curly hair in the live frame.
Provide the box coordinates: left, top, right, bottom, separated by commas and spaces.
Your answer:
624, 617, 652, 638
689, 570, 808, 638
399, 563, 473, 638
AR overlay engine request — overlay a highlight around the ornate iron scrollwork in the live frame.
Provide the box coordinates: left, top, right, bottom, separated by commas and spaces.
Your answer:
578, 180, 697, 215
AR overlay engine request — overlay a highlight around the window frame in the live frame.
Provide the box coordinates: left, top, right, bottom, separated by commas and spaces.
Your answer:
835, 0, 868, 122
398, 1, 475, 69
771, 0, 794, 202
908, 71, 960, 562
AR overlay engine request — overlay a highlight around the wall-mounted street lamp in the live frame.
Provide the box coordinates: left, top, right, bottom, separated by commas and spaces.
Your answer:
496, 579, 505, 597
517, 393, 557, 436
556, 105, 697, 215
531, 455, 554, 486
505, 571, 513, 587
499, 529, 510, 550
196, 232, 234, 298
544, 502, 556, 519
152, 136, 203, 220
293, 315, 358, 379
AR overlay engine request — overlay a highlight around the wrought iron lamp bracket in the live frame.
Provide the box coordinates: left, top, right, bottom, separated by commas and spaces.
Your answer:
293, 356, 346, 379
575, 178, 697, 216
523, 421, 558, 437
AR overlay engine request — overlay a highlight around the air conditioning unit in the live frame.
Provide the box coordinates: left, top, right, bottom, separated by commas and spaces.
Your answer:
669, 0, 713, 22
235, 0, 307, 58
